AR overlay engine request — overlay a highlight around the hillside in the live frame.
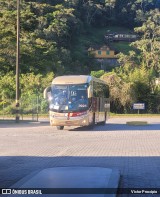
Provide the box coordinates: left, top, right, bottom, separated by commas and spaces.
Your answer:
71, 26, 133, 72
0, 0, 159, 114
0, 0, 159, 76
72, 26, 132, 55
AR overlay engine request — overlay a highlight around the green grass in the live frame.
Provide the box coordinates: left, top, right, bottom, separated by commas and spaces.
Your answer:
126, 121, 148, 125
106, 26, 133, 33
72, 26, 134, 58
110, 113, 160, 117
0, 114, 48, 119
106, 26, 134, 54
109, 41, 133, 54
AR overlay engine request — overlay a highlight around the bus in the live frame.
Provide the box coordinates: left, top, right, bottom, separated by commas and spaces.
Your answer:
44, 75, 110, 130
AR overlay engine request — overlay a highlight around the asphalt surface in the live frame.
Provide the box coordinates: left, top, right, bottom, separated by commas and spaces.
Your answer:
0, 117, 160, 197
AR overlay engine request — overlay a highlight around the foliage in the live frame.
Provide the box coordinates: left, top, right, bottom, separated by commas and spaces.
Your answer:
0, 0, 81, 75
1, 0, 160, 114
1, 0, 159, 75
91, 70, 105, 78
101, 8, 160, 113
133, 9, 160, 74
0, 72, 54, 114
101, 72, 136, 113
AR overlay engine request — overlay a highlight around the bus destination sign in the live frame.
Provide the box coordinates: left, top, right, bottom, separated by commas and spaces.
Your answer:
133, 103, 145, 110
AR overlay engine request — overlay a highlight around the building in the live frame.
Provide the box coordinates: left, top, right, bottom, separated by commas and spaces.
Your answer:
88, 45, 117, 59
88, 45, 119, 69
105, 33, 139, 42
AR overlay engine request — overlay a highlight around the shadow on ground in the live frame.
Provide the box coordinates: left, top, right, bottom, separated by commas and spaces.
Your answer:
0, 121, 160, 131
69, 123, 160, 131
0, 121, 49, 128
0, 156, 160, 190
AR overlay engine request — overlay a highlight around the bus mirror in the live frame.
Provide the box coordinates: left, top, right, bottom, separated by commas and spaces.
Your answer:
88, 86, 92, 98
43, 86, 51, 99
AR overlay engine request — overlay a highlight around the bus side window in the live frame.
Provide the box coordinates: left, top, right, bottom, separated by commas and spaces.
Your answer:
93, 81, 97, 97
93, 82, 101, 97
103, 84, 109, 98
93, 81, 109, 98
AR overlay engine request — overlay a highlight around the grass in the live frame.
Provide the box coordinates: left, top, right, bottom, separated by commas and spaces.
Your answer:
126, 121, 148, 125
110, 113, 160, 117
106, 26, 133, 33
109, 41, 133, 54
72, 26, 134, 60
0, 114, 48, 119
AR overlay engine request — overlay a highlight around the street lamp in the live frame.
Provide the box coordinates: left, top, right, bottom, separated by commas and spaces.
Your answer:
15, 0, 20, 122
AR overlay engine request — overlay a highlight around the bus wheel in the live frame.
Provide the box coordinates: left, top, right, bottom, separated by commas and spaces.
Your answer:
102, 112, 107, 125
57, 126, 64, 130
98, 113, 106, 125
88, 113, 95, 129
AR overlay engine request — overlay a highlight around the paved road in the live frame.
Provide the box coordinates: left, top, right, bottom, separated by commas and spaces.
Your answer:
0, 117, 160, 196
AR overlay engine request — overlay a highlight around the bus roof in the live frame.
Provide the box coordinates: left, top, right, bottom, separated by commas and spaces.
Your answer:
52, 75, 107, 85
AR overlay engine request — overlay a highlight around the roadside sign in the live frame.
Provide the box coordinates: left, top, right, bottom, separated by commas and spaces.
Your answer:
133, 103, 145, 110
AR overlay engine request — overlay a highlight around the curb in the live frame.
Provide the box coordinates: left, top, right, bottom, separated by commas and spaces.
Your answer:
126, 121, 148, 126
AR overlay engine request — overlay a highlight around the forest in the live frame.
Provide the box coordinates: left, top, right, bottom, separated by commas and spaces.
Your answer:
0, 0, 160, 114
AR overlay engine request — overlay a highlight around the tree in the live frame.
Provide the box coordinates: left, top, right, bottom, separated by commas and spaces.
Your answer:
44, 4, 79, 46
135, 0, 155, 13
0, 0, 17, 74
0, 72, 54, 115
132, 9, 160, 74
101, 72, 136, 113
0, 72, 16, 100
76, 0, 104, 26
114, 0, 137, 27
99, 8, 160, 113
104, 0, 116, 20
91, 70, 105, 78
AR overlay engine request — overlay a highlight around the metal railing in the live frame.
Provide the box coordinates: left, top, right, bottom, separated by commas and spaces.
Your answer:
0, 95, 48, 121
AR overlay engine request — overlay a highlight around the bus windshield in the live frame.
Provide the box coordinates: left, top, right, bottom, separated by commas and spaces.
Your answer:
50, 84, 89, 112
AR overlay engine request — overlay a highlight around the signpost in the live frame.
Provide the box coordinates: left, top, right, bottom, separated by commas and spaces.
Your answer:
133, 103, 145, 114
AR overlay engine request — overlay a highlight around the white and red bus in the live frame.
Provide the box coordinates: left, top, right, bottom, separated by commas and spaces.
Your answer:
44, 75, 110, 130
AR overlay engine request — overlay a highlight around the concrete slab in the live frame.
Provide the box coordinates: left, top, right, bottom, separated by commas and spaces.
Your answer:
9, 167, 120, 197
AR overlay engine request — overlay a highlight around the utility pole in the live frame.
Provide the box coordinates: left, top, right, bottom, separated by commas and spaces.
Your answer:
16, 0, 20, 122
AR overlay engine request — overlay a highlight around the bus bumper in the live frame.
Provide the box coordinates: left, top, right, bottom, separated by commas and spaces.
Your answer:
49, 116, 89, 126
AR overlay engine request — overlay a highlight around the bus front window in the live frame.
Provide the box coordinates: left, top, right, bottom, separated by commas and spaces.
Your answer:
50, 84, 88, 112
68, 84, 88, 111
50, 85, 68, 111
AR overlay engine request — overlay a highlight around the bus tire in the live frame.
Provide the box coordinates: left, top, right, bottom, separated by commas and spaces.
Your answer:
102, 112, 107, 125
98, 113, 106, 125
57, 126, 64, 130
88, 113, 95, 129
